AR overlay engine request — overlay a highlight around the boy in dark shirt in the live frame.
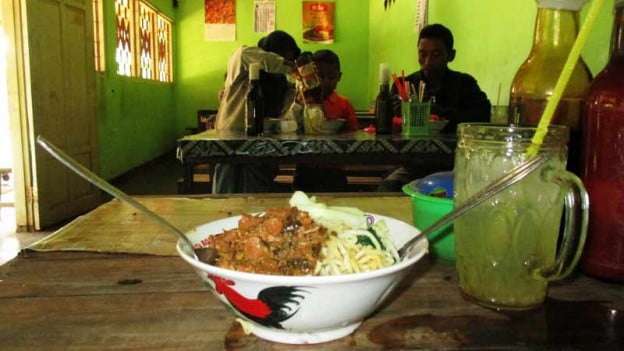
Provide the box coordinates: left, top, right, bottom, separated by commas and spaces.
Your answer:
394, 23, 491, 133
380, 24, 491, 191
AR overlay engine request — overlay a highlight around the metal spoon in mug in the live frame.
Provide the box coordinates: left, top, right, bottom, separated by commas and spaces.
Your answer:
36, 136, 217, 264
398, 155, 549, 260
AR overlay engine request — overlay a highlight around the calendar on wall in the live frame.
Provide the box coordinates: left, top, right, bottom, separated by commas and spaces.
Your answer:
254, 0, 276, 33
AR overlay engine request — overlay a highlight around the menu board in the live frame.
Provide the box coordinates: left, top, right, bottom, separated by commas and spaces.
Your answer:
302, 1, 335, 44
204, 0, 236, 41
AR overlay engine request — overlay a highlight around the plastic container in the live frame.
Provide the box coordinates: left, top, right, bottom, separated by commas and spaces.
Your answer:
415, 171, 454, 197
401, 101, 431, 137
403, 179, 455, 261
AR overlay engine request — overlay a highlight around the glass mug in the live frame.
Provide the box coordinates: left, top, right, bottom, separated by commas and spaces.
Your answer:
454, 124, 588, 310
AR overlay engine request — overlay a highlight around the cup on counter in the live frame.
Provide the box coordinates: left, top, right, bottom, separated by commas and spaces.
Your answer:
490, 105, 510, 125
453, 124, 588, 310
401, 101, 431, 137
280, 119, 298, 134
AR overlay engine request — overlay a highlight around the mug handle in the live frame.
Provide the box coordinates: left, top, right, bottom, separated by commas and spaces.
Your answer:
537, 166, 589, 281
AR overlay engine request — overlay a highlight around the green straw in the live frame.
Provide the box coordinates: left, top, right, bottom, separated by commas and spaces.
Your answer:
526, 0, 606, 157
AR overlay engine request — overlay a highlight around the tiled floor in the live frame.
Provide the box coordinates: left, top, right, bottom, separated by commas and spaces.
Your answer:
112, 151, 184, 195
113, 151, 391, 195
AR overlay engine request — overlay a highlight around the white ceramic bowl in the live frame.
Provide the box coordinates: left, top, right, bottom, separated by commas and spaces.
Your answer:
177, 213, 428, 344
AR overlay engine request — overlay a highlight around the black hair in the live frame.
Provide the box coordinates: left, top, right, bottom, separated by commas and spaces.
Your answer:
419, 24, 454, 52
312, 49, 340, 71
258, 30, 301, 58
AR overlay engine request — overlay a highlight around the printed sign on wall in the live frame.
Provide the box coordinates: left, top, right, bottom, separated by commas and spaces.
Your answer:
254, 0, 276, 33
302, 1, 335, 44
204, 0, 236, 41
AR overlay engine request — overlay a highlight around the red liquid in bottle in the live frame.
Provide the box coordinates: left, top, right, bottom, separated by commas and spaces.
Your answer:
581, 3, 624, 281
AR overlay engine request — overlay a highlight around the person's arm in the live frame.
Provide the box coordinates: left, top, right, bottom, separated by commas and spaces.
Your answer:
342, 99, 359, 131
390, 74, 417, 116
241, 47, 293, 75
437, 74, 491, 133
278, 84, 299, 117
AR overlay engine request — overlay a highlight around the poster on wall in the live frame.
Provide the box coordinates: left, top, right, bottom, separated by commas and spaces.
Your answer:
254, 0, 275, 33
204, 0, 236, 41
302, 1, 335, 44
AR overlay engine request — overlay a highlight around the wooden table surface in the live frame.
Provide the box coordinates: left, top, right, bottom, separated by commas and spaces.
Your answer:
1, 194, 623, 350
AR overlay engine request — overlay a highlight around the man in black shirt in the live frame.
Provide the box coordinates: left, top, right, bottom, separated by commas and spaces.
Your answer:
380, 23, 491, 191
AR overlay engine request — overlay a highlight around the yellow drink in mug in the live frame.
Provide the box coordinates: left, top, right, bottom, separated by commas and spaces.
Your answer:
453, 124, 588, 310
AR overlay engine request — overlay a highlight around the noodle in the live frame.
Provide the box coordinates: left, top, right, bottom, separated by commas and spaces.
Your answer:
314, 220, 399, 276
202, 192, 401, 276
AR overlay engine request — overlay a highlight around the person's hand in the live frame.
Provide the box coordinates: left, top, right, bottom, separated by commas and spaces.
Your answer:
430, 103, 451, 119
283, 59, 296, 71
295, 88, 305, 105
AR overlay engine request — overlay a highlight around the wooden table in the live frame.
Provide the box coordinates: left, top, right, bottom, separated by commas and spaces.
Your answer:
1, 194, 623, 350
176, 130, 456, 193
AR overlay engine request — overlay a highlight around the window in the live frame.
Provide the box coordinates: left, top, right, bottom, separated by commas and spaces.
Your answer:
93, 0, 105, 71
137, 1, 155, 79
114, 0, 172, 82
115, 0, 134, 77
156, 15, 172, 82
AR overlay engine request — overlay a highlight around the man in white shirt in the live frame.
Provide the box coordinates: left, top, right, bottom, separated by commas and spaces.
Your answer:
213, 30, 300, 193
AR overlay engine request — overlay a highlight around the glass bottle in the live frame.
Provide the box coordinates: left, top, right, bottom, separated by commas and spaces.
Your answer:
375, 63, 393, 134
295, 52, 322, 104
581, 0, 624, 282
509, 0, 592, 173
245, 63, 264, 136
296, 52, 325, 133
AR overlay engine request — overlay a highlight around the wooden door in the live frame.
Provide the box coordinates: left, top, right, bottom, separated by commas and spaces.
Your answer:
25, 0, 99, 228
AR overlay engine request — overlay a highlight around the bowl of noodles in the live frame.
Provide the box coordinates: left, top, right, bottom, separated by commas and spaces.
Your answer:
177, 192, 428, 344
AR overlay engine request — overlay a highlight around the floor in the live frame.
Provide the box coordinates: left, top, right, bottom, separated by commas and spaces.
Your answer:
111, 150, 184, 195
110, 150, 393, 196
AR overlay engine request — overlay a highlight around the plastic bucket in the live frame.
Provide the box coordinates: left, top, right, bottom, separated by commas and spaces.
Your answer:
402, 180, 455, 261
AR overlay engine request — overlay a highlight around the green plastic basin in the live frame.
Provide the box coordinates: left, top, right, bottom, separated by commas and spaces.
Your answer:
402, 181, 455, 261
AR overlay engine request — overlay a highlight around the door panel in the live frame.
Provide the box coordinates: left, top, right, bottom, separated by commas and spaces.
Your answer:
26, 0, 99, 228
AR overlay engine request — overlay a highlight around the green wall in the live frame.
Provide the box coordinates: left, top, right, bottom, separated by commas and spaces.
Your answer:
174, 0, 370, 135
98, 0, 177, 179
368, 0, 615, 107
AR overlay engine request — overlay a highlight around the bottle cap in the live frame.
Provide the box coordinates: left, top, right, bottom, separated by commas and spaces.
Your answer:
249, 63, 261, 80
537, 0, 587, 11
379, 63, 390, 83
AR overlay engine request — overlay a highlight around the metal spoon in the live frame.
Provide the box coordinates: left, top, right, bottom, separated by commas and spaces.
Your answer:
36, 136, 217, 264
398, 155, 549, 260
